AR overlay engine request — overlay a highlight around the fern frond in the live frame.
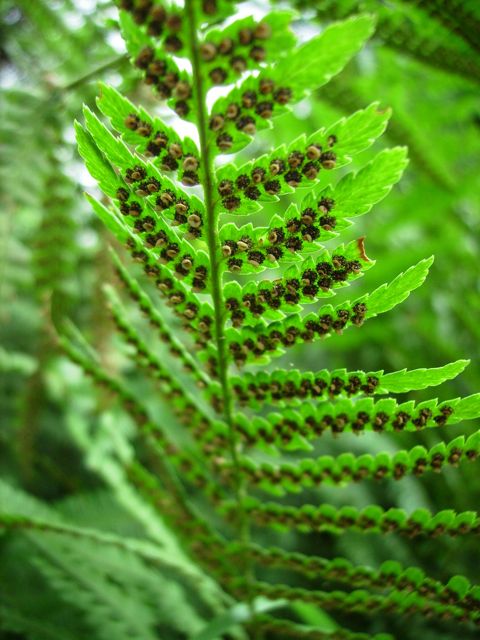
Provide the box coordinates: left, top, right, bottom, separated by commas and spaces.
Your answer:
224, 258, 434, 366
223, 430, 479, 493
231, 359, 470, 408
239, 498, 479, 538
109, 248, 210, 388
71, 2, 480, 636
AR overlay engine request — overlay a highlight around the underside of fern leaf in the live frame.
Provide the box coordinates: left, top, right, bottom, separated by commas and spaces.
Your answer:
69, 1, 480, 636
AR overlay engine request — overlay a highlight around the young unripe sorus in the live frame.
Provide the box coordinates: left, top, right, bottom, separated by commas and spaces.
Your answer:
250, 45, 266, 62
303, 162, 319, 180
254, 22, 272, 39
236, 115, 256, 134
135, 46, 154, 69
174, 81, 191, 99
264, 180, 281, 195
182, 171, 199, 186
245, 185, 260, 200
223, 196, 241, 211
231, 55, 247, 73
202, 0, 217, 15
238, 28, 254, 45
136, 121, 152, 137
288, 151, 304, 168
200, 42, 217, 61
226, 103, 240, 119
155, 189, 176, 209
124, 113, 140, 130
209, 114, 225, 131
327, 134, 337, 147
182, 155, 199, 172
144, 177, 161, 193
274, 87, 292, 104
241, 90, 257, 109
255, 101, 273, 118
269, 158, 285, 175
237, 236, 252, 251
301, 208, 316, 225
222, 240, 237, 256
187, 212, 202, 228
174, 101, 190, 117
116, 187, 129, 202
209, 67, 227, 84
164, 71, 180, 89
306, 144, 322, 160
218, 179, 234, 196
236, 174, 250, 190
285, 170, 302, 187
218, 37, 234, 55
320, 151, 337, 170
251, 167, 266, 183
217, 133, 233, 151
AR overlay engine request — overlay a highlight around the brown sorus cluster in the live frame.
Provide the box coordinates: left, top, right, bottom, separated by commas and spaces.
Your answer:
223, 197, 336, 273
228, 302, 368, 366
215, 140, 337, 211
240, 403, 454, 450
119, 1, 184, 45
244, 501, 480, 541
121, 162, 204, 238
224, 254, 361, 325
201, 18, 272, 88
233, 373, 380, 405
132, 42, 191, 117
211, 78, 294, 151
124, 111, 201, 186
117, 171, 208, 293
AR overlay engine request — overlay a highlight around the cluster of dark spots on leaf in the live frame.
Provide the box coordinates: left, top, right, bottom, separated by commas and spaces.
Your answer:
434, 405, 454, 425
217, 139, 338, 212
121, 2, 184, 46
216, 133, 233, 151
124, 113, 152, 137
225, 256, 362, 321
132, 42, 191, 115
229, 302, 368, 365
199, 20, 272, 92
234, 372, 379, 405
201, 0, 218, 16
125, 165, 147, 183
212, 76, 293, 149
122, 239, 203, 333
123, 116, 200, 185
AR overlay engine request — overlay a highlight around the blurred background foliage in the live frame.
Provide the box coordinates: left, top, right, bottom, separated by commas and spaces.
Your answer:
0, 0, 479, 638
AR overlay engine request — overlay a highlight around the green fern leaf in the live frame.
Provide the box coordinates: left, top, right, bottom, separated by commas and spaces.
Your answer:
69, 2, 480, 637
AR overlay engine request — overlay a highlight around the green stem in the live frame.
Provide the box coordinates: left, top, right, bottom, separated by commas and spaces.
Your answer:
184, 0, 256, 623
61, 55, 129, 92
